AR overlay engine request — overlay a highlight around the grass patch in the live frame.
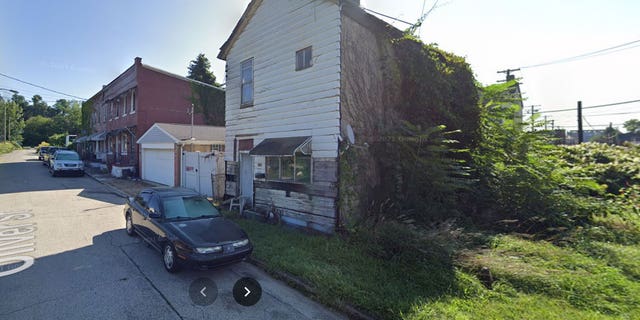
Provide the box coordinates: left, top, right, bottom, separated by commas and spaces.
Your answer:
406, 290, 618, 320
0, 141, 20, 154
460, 235, 640, 316
231, 212, 640, 319
234, 217, 464, 319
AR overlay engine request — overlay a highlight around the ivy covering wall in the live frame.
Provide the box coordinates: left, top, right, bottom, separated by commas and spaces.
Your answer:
338, 25, 480, 230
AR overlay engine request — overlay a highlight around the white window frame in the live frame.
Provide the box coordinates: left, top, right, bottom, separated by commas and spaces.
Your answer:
122, 94, 127, 116
295, 46, 313, 71
130, 89, 136, 114
240, 58, 254, 108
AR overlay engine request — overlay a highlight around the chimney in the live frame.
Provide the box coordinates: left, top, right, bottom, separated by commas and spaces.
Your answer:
134, 57, 142, 65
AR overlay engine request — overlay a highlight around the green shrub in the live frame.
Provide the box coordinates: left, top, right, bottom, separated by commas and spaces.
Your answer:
0, 141, 21, 154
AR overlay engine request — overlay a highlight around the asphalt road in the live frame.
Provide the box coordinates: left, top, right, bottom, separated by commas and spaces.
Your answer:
0, 149, 344, 320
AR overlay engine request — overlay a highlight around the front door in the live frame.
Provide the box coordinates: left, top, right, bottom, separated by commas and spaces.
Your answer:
239, 153, 253, 207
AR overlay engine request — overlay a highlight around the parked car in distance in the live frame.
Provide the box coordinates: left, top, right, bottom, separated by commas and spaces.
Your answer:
42, 147, 61, 166
49, 150, 84, 176
38, 146, 51, 161
124, 187, 253, 273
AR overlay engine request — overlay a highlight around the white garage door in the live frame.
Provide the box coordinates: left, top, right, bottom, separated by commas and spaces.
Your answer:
143, 148, 174, 186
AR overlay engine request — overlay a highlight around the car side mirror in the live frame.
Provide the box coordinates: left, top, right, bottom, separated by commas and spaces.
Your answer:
148, 207, 161, 219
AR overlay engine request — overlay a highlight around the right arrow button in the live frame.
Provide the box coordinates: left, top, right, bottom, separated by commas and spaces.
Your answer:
233, 277, 262, 306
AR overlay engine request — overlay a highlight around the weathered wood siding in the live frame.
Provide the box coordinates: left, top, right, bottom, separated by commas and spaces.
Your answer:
253, 158, 338, 233
224, 0, 342, 161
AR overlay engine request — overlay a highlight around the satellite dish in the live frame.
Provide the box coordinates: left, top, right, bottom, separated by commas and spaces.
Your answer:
346, 124, 355, 144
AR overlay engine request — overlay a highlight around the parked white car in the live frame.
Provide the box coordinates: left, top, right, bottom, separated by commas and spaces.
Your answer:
49, 150, 84, 177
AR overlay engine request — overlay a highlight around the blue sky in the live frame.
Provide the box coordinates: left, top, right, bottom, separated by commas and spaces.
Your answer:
1, 0, 639, 131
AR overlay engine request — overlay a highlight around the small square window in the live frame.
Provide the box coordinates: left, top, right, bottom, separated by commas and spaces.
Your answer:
295, 46, 312, 71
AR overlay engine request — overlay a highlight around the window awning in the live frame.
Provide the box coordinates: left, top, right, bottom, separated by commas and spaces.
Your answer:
89, 132, 107, 141
249, 136, 311, 156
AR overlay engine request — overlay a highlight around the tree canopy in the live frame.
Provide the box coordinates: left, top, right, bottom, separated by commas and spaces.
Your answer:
623, 119, 640, 133
187, 53, 217, 86
186, 53, 225, 126
3, 92, 82, 146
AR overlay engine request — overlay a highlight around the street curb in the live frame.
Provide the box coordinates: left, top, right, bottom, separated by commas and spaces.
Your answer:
246, 256, 379, 320
84, 171, 129, 198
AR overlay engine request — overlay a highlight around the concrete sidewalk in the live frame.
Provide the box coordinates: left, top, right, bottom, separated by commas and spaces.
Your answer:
84, 167, 162, 198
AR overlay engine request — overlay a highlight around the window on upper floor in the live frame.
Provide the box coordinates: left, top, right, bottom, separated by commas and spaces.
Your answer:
130, 89, 136, 113
122, 94, 127, 116
240, 58, 254, 108
296, 46, 313, 71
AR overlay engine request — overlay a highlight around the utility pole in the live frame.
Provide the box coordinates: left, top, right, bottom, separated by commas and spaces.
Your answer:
188, 104, 195, 140
0, 88, 19, 142
577, 101, 583, 144
544, 116, 548, 130
497, 68, 521, 82
551, 120, 555, 131
525, 105, 540, 131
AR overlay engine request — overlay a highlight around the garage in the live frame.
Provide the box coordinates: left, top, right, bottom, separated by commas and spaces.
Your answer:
137, 123, 225, 189
141, 148, 174, 186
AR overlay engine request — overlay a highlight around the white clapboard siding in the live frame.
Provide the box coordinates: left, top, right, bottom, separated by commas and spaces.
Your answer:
224, 0, 341, 161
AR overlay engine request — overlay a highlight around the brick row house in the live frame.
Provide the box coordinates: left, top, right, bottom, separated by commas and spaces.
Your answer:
78, 57, 221, 179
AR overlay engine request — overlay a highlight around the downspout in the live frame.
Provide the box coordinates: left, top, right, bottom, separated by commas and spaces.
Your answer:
180, 143, 184, 188
335, 0, 344, 233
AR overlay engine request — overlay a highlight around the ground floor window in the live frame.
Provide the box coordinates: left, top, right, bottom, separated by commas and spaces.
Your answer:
266, 152, 311, 184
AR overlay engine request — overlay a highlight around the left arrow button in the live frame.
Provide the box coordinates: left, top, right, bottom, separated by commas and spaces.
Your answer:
189, 278, 217, 306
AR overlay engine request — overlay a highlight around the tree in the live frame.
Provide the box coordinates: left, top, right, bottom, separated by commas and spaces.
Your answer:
0, 99, 25, 143
186, 53, 225, 126
591, 125, 621, 145
623, 119, 640, 133
187, 53, 218, 85
11, 93, 29, 111
23, 95, 49, 120
22, 116, 56, 146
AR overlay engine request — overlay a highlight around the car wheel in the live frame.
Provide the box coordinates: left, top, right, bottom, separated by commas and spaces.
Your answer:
163, 244, 181, 273
125, 213, 136, 236
50, 169, 56, 177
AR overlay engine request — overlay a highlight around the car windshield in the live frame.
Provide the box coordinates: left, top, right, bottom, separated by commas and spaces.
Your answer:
162, 196, 220, 220
57, 153, 80, 160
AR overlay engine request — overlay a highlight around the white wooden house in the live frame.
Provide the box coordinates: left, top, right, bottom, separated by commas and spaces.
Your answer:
218, 0, 412, 233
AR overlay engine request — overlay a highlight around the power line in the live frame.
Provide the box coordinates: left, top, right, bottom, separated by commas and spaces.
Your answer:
0, 72, 86, 100
583, 116, 595, 130
519, 39, 640, 69
0, 85, 70, 101
543, 98, 640, 114
362, 8, 414, 25
559, 123, 625, 128
587, 111, 640, 117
